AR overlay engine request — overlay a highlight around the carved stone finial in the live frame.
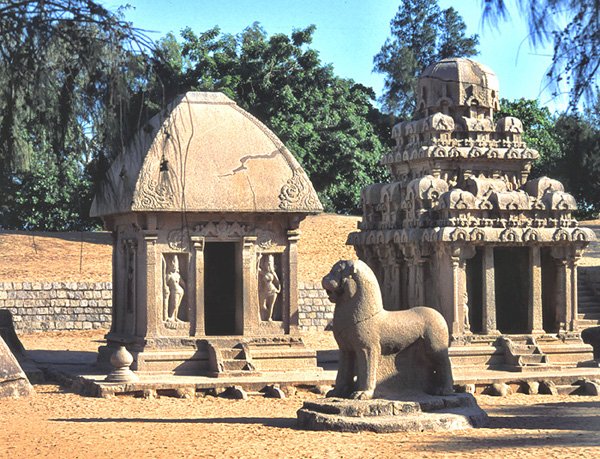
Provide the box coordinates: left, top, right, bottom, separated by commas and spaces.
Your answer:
105, 345, 139, 382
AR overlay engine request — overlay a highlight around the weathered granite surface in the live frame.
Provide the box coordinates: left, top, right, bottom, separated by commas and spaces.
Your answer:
0, 335, 33, 398
297, 392, 487, 432
91, 91, 323, 377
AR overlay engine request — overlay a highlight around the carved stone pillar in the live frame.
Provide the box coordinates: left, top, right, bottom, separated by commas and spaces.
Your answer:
191, 236, 205, 336
551, 246, 578, 332
569, 249, 582, 331
414, 245, 429, 307
376, 244, 393, 307
287, 229, 301, 335
390, 245, 404, 310
528, 245, 544, 334
110, 231, 118, 334
449, 245, 475, 338
242, 236, 258, 335
143, 233, 159, 337
125, 238, 138, 335
402, 245, 416, 308
482, 246, 499, 335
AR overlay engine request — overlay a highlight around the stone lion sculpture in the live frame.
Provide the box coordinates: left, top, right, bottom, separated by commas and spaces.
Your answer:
322, 259, 454, 400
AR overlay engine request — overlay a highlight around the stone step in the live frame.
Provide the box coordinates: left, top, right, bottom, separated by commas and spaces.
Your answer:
578, 312, 600, 321
556, 384, 582, 396
577, 318, 600, 328
220, 348, 244, 360
222, 359, 252, 371
511, 345, 538, 354
509, 363, 563, 373
519, 354, 546, 365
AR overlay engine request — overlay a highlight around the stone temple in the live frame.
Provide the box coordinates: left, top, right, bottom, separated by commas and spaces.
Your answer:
348, 58, 596, 372
91, 92, 323, 376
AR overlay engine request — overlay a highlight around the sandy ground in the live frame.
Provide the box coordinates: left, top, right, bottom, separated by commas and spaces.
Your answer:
0, 213, 360, 283
2, 384, 600, 459
0, 330, 596, 458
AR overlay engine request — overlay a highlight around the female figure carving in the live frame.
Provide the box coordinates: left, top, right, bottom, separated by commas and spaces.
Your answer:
163, 255, 186, 321
258, 254, 281, 321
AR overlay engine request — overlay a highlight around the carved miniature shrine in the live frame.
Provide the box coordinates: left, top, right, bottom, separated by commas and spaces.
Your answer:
91, 92, 323, 375
349, 58, 596, 372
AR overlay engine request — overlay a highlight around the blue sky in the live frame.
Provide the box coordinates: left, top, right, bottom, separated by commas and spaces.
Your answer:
108, 0, 565, 112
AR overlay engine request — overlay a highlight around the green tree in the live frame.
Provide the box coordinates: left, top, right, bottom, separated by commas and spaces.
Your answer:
482, 0, 599, 110
374, 0, 479, 117
496, 98, 561, 177
146, 24, 388, 213
497, 98, 600, 216
0, 0, 152, 230
552, 113, 600, 216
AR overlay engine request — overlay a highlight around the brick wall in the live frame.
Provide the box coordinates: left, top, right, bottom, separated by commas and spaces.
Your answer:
0, 282, 112, 332
0, 280, 330, 332
298, 281, 335, 331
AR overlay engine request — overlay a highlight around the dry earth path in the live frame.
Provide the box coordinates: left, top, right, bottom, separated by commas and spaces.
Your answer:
1, 384, 600, 458
1, 331, 599, 458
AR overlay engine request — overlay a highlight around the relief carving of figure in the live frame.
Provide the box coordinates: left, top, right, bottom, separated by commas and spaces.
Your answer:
463, 290, 471, 333
163, 255, 186, 322
258, 254, 281, 321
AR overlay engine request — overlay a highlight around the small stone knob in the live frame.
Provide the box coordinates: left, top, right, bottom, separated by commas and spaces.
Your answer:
105, 345, 139, 382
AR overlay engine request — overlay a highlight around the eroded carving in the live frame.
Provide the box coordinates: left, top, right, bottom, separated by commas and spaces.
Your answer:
279, 168, 322, 211
162, 254, 187, 323
258, 254, 281, 321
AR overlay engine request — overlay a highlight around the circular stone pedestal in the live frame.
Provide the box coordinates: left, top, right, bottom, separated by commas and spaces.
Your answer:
297, 393, 488, 432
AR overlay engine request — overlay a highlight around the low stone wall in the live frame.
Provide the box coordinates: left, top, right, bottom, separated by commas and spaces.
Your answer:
0, 282, 112, 332
298, 282, 335, 331
0, 280, 330, 332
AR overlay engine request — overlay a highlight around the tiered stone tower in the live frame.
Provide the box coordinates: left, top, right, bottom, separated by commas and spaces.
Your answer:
349, 58, 595, 371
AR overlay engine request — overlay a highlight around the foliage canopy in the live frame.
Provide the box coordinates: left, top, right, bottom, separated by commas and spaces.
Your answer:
482, 0, 600, 110
374, 0, 479, 117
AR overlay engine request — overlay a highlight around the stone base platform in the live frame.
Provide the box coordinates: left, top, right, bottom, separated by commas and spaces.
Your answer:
296, 393, 488, 432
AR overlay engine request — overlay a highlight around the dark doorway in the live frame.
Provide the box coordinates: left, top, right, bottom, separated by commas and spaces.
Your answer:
204, 242, 238, 335
494, 247, 529, 334
541, 248, 559, 333
466, 248, 483, 334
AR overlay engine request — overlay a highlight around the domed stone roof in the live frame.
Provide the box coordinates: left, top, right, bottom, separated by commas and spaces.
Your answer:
416, 57, 500, 116
91, 92, 323, 217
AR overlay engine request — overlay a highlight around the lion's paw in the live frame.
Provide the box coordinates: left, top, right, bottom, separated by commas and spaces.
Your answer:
326, 387, 349, 398
350, 390, 374, 400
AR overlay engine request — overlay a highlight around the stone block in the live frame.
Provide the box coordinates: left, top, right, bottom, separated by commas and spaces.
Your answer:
0, 291, 7, 300
521, 381, 539, 395
578, 379, 600, 396
539, 380, 558, 395
485, 382, 511, 397
31, 283, 42, 290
